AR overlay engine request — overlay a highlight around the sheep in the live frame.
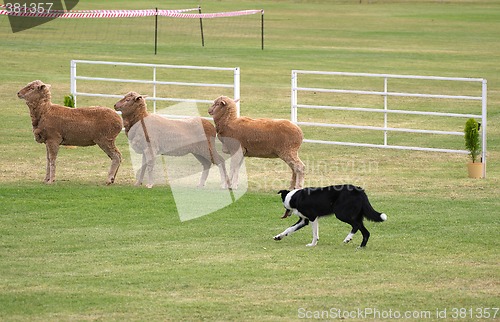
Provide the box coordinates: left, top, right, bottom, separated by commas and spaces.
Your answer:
114, 91, 229, 189
17, 80, 122, 185
208, 96, 305, 190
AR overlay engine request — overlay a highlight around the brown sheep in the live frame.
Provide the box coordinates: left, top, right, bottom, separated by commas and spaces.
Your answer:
208, 96, 305, 189
17, 80, 122, 184
114, 91, 229, 189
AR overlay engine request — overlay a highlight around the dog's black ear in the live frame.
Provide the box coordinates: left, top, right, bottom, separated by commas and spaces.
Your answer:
277, 190, 290, 201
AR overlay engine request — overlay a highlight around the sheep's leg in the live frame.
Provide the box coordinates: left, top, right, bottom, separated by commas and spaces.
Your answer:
282, 154, 305, 189
96, 140, 122, 185
109, 152, 122, 184
193, 154, 212, 187
44, 147, 50, 182
293, 158, 305, 189
293, 159, 306, 189
144, 148, 156, 189
217, 161, 229, 189
282, 157, 294, 189
290, 171, 297, 190
45, 142, 60, 184
207, 136, 229, 189
229, 149, 244, 190
211, 148, 229, 189
218, 136, 243, 189
136, 154, 147, 186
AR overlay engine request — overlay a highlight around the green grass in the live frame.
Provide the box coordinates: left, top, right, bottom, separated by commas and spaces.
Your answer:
0, 184, 497, 320
1, 0, 499, 320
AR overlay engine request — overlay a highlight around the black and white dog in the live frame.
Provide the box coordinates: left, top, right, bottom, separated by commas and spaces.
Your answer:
274, 185, 387, 248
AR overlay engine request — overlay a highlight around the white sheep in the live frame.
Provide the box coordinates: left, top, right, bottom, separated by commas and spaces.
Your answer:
114, 92, 229, 189
208, 96, 305, 189
17, 80, 122, 184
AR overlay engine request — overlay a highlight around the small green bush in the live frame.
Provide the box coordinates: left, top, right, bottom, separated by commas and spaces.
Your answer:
63, 94, 75, 108
464, 118, 481, 163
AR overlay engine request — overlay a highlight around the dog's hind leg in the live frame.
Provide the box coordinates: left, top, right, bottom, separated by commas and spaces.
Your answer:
358, 224, 370, 248
306, 218, 319, 247
274, 218, 309, 241
343, 227, 358, 244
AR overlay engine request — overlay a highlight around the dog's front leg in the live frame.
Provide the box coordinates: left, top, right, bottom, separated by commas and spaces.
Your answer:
274, 218, 309, 241
306, 218, 319, 247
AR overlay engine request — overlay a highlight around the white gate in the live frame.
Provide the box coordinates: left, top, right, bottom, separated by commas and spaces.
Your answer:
70, 60, 240, 117
291, 70, 487, 177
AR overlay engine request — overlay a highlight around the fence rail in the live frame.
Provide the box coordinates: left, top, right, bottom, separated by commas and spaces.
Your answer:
70, 60, 240, 118
291, 70, 487, 177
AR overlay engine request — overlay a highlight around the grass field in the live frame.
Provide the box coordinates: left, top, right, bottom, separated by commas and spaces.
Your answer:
1, 0, 499, 320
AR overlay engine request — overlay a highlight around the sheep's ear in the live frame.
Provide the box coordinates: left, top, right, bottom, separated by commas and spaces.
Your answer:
221, 100, 227, 106
234, 98, 240, 103
38, 84, 49, 90
135, 95, 147, 101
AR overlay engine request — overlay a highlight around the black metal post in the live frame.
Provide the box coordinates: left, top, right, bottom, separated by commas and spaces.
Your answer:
198, 6, 205, 47
154, 7, 158, 55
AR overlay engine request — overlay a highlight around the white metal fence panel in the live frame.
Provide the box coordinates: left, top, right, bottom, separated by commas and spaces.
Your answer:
291, 70, 487, 177
70, 60, 240, 118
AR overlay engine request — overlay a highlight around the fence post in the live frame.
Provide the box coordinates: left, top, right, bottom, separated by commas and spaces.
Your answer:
383, 77, 388, 145
291, 70, 298, 123
481, 79, 487, 178
153, 66, 157, 113
70, 60, 77, 107
261, 10, 264, 50
234, 67, 240, 117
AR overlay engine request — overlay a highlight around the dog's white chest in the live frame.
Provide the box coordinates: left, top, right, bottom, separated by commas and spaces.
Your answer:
292, 208, 306, 219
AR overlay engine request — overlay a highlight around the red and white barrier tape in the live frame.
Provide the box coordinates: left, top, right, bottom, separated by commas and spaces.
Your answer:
0, 9, 157, 18
0, 6, 262, 19
158, 9, 263, 19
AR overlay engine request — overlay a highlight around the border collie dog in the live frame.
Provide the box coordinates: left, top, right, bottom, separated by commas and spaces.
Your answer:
274, 185, 387, 248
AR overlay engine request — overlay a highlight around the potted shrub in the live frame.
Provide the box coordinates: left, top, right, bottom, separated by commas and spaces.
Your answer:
63, 94, 75, 108
63, 94, 77, 149
464, 118, 483, 178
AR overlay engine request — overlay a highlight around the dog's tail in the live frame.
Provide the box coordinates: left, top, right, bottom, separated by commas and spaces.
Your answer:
361, 191, 387, 222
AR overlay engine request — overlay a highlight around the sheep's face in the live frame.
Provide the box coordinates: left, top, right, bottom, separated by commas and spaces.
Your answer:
208, 96, 235, 120
17, 80, 51, 101
114, 92, 147, 117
